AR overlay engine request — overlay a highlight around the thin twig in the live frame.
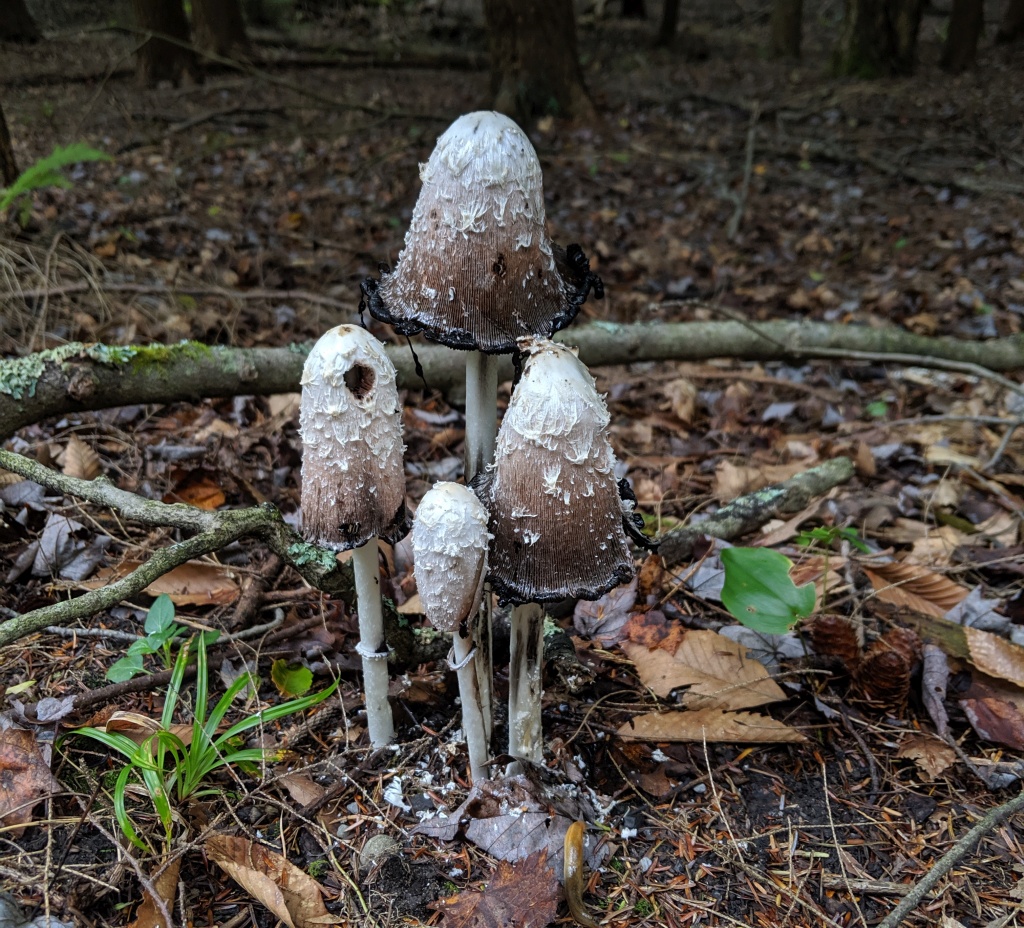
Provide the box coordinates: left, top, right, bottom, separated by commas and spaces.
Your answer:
726, 102, 760, 240
876, 786, 1024, 928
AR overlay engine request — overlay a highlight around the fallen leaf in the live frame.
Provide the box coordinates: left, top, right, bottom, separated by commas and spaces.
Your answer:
128, 857, 181, 928
104, 711, 193, 747
661, 377, 698, 424
163, 470, 226, 510
277, 773, 326, 807
963, 626, 1024, 688
863, 562, 969, 617
895, 735, 956, 780
432, 851, 558, 928
573, 577, 638, 644
620, 630, 786, 710
617, 708, 806, 743
32, 512, 110, 581
0, 728, 59, 834
206, 835, 335, 928
921, 644, 951, 738
714, 460, 806, 501
81, 560, 240, 605
62, 434, 102, 481
961, 693, 1024, 750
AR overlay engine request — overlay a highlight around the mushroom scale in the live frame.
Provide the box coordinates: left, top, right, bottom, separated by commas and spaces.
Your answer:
299, 325, 409, 550
484, 337, 634, 603
362, 111, 601, 354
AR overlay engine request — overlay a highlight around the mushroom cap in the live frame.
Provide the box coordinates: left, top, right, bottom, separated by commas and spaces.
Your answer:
484, 337, 634, 603
299, 325, 408, 549
411, 482, 491, 632
363, 111, 601, 354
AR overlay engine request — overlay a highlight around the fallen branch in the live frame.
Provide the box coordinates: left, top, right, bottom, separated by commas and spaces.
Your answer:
875, 785, 1024, 928
2, 321, 1022, 437
658, 457, 855, 567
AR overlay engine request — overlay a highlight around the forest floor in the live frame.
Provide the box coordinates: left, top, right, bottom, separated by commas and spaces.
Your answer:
1, 2, 1024, 927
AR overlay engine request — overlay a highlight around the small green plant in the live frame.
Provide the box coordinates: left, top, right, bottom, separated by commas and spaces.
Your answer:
795, 524, 870, 554
720, 547, 816, 635
69, 634, 336, 851
105, 595, 218, 682
0, 142, 111, 225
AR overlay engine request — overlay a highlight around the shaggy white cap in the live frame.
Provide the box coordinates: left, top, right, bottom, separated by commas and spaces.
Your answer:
412, 482, 491, 632
485, 337, 633, 603
299, 325, 407, 549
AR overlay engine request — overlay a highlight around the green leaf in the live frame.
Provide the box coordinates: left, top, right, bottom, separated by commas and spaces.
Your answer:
145, 594, 176, 635
0, 142, 110, 213
865, 400, 889, 418
720, 547, 816, 634
106, 654, 146, 682
271, 659, 313, 697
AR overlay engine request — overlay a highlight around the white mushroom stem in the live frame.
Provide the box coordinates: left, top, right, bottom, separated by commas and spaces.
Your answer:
352, 538, 395, 747
452, 622, 489, 783
464, 350, 498, 744
507, 602, 545, 767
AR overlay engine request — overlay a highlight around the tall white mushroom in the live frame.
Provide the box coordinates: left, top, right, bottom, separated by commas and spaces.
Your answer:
360, 111, 603, 741
412, 482, 491, 783
299, 325, 409, 748
482, 337, 635, 766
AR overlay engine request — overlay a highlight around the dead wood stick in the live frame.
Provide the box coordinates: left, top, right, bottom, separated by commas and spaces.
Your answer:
726, 102, 760, 240
658, 457, 855, 567
876, 785, 1024, 928
2, 323, 1023, 438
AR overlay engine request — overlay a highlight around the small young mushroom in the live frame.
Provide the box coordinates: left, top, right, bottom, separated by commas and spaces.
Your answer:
299, 324, 409, 747
411, 482, 491, 783
481, 336, 635, 765
360, 110, 603, 741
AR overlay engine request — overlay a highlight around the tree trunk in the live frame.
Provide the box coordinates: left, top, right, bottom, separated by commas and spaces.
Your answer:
192, 0, 250, 59
621, 0, 647, 17
833, 0, 925, 76
655, 0, 680, 47
0, 0, 40, 43
482, 0, 594, 122
131, 0, 196, 87
941, 0, 984, 71
997, 0, 1024, 42
770, 0, 803, 57
0, 100, 18, 187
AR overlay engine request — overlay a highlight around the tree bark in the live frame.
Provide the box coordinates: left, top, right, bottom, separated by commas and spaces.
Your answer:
833, 0, 925, 76
0, 0, 40, 43
997, 0, 1024, 42
0, 99, 18, 187
131, 0, 196, 87
770, 0, 803, 58
192, 0, 250, 59
655, 0, 680, 47
482, 0, 594, 122
941, 0, 984, 70
2, 322, 1022, 439
621, 0, 647, 17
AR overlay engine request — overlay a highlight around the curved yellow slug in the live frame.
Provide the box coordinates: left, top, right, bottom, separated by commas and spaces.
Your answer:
564, 820, 600, 928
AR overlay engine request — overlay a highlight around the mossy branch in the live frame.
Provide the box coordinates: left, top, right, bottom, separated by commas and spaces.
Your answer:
2, 321, 1022, 437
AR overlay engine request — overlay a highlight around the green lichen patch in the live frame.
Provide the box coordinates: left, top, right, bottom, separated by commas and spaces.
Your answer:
287, 541, 339, 573
0, 342, 87, 399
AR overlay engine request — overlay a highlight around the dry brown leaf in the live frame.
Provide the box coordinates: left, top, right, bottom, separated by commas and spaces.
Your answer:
617, 708, 806, 743
906, 526, 971, 567
206, 835, 335, 928
128, 857, 181, 928
713, 460, 807, 501
620, 631, 785, 711
104, 711, 193, 746
895, 735, 956, 780
397, 592, 422, 615
863, 562, 969, 618
0, 728, 59, 834
163, 471, 226, 510
963, 626, 1024, 688
661, 377, 698, 424
0, 468, 23, 488
82, 560, 240, 605
277, 773, 326, 807
62, 434, 102, 481
432, 850, 559, 928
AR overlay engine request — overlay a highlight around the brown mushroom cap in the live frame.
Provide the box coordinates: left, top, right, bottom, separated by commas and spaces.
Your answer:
299, 325, 408, 549
484, 337, 634, 603
411, 482, 491, 633
361, 111, 602, 354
